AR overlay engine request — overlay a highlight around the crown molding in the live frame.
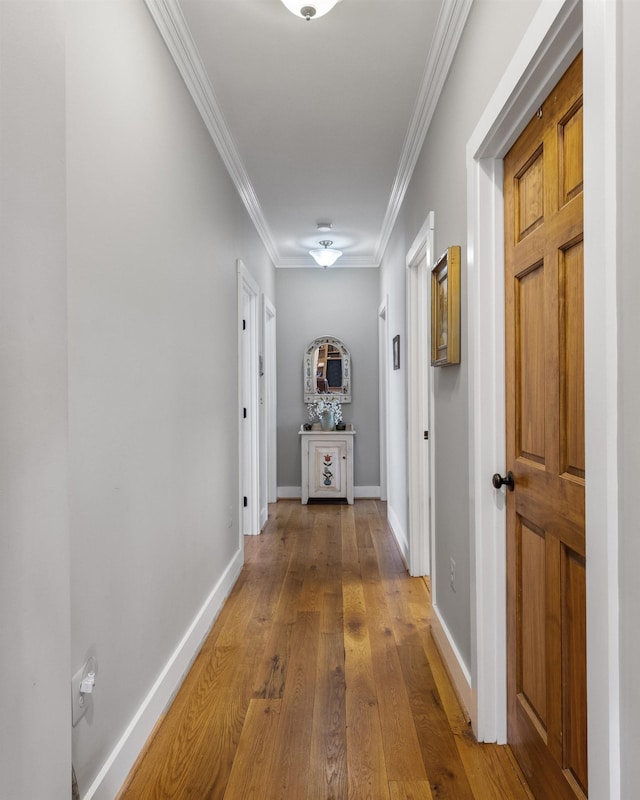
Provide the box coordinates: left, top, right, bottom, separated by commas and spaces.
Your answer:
146, 0, 472, 270
144, 0, 279, 265
276, 255, 380, 269
375, 0, 474, 264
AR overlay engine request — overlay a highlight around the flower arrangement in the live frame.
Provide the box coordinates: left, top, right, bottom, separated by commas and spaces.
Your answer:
307, 398, 343, 425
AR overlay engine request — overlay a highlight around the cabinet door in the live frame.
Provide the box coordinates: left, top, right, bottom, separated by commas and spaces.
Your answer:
308, 440, 346, 498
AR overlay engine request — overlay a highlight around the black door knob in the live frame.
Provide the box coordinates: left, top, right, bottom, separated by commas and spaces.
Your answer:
492, 471, 515, 491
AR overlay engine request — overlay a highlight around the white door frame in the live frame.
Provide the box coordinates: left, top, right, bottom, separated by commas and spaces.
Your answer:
238, 260, 260, 537
467, 2, 620, 797
263, 295, 277, 507
378, 297, 389, 502
406, 212, 435, 578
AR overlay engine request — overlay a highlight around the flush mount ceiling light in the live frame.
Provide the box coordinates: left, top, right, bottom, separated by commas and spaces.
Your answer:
310, 240, 342, 268
279, 0, 341, 21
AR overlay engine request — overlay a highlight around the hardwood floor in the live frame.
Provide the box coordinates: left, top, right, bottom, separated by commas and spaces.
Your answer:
119, 500, 533, 800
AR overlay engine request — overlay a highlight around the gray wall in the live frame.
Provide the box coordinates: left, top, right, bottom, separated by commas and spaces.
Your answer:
0, 3, 71, 797
66, 3, 274, 793
620, 0, 640, 792
276, 268, 380, 491
1, 2, 274, 797
380, 0, 540, 670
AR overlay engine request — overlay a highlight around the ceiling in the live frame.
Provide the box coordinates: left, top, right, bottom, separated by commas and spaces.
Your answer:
146, 0, 472, 267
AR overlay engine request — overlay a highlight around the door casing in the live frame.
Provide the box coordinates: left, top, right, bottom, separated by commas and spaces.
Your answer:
378, 297, 389, 503
238, 260, 260, 538
262, 296, 277, 510
406, 213, 435, 578
466, 2, 620, 798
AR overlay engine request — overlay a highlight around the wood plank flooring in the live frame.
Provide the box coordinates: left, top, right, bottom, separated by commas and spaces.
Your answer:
118, 500, 534, 800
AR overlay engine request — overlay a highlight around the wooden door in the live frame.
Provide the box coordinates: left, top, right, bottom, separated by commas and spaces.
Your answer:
504, 52, 586, 800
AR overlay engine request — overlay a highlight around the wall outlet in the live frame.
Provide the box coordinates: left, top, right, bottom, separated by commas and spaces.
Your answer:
450, 557, 456, 592
71, 658, 97, 727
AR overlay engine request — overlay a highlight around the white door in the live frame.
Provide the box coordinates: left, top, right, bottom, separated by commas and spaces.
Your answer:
406, 214, 435, 577
263, 297, 277, 507
378, 298, 389, 502
238, 261, 260, 537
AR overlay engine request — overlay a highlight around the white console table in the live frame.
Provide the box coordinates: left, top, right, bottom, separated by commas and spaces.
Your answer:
299, 425, 356, 504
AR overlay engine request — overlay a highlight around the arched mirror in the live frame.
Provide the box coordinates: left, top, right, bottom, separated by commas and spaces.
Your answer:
303, 336, 351, 403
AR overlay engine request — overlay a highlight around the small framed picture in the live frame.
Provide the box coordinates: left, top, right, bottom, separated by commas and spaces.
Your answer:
431, 246, 461, 366
393, 334, 400, 370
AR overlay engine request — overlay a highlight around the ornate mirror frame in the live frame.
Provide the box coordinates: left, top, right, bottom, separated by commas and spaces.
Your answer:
303, 336, 351, 404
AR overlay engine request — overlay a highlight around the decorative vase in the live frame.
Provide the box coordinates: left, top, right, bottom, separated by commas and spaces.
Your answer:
319, 410, 335, 431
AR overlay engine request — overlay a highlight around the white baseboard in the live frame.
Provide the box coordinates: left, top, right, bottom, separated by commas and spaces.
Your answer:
277, 486, 381, 500
278, 486, 301, 499
84, 548, 244, 800
260, 505, 269, 530
387, 502, 409, 567
430, 603, 474, 722
355, 485, 381, 498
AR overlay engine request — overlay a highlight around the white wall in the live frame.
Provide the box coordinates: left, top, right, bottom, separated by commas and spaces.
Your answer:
276, 268, 379, 493
619, 0, 640, 792
380, 0, 540, 671
0, 3, 71, 797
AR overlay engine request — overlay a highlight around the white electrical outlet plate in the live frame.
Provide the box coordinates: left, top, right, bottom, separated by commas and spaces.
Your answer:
71, 664, 89, 727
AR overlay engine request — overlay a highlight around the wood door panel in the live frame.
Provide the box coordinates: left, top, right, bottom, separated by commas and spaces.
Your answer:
562, 548, 588, 795
560, 239, 585, 478
515, 264, 546, 464
560, 102, 584, 204
517, 517, 547, 726
516, 147, 545, 240
505, 52, 586, 800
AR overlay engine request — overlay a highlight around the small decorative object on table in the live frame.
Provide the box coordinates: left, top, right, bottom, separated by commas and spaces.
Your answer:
308, 398, 343, 431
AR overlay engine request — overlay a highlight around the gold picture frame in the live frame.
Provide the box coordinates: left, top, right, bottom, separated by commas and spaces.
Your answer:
431, 246, 460, 366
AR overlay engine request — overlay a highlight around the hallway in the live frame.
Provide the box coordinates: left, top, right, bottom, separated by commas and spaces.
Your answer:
119, 501, 532, 799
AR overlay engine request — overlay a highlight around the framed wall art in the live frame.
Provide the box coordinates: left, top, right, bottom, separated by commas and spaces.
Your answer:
431, 246, 461, 366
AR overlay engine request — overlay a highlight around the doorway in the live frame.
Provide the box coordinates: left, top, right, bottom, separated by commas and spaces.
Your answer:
378, 297, 389, 502
466, 1, 582, 742
467, 3, 620, 798
503, 53, 586, 799
238, 260, 260, 537
263, 296, 277, 510
406, 213, 435, 578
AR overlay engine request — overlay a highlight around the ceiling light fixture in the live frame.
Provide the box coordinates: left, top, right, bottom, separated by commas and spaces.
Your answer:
279, 0, 341, 21
310, 240, 342, 268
